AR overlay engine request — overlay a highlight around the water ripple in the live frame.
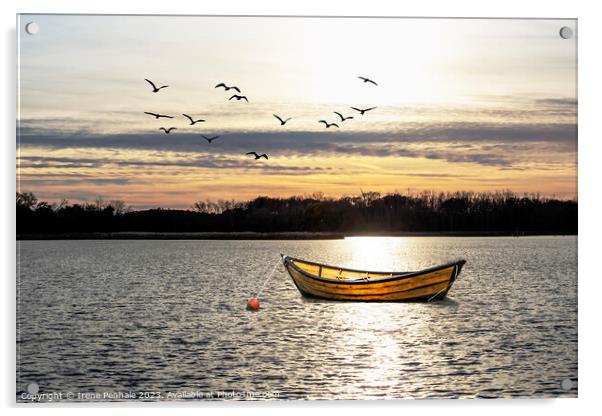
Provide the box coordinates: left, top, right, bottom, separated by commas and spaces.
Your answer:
16, 237, 577, 400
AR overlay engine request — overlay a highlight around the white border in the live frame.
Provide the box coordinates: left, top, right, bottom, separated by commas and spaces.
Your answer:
3, 0, 600, 415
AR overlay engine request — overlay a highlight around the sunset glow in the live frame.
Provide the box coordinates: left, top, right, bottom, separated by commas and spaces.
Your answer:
17, 15, 577, 208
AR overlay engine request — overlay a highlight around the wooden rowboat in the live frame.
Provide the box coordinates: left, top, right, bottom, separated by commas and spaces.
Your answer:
281, 255, 466, 302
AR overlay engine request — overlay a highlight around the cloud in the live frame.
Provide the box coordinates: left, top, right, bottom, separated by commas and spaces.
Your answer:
423, 151, 510, 166
535, 98, 578, 107
19, 178, 131, 186
18, 140, 563, 170
17, 155, 334, 175
17, 111, 577, 169
18, 121, 576, 150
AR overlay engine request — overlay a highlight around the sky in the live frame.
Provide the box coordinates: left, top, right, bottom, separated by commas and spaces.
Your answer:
17, 15, 577, 209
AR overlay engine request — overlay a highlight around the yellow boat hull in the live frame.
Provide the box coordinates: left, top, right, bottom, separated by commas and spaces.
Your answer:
282, 256, 466, 302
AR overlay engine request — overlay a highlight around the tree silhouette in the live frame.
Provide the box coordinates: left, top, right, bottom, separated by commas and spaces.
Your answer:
16, 190, 577, 236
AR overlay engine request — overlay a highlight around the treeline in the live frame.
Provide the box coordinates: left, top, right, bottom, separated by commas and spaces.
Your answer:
16, 190, 577, 235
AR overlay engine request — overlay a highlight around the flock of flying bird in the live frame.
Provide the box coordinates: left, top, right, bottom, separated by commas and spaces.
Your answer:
142, 76, 378, 161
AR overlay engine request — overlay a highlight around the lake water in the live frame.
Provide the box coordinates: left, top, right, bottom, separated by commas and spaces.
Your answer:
16, 236, 577, 401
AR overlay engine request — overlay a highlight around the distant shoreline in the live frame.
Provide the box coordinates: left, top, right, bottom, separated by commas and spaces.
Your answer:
16, 231, 577, 240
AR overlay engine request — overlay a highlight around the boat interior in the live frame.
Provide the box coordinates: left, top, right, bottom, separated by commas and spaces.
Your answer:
288, 257, 406, 281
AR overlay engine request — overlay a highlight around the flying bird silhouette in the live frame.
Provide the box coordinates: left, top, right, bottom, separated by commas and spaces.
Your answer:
215, 83, 241, 93
201, 135, 220, 143
145, 78, 168, 93
350, 106, 377, 115
229, 95, 249, 102
334, 111, 354, 122
246, 152, 268, 160
273, 114, 292, 125
319, 120, 339, 128
182, 114, 206, 125
159, 127, 177, 134
358, 76, 378, 86
144, 112, 173, 119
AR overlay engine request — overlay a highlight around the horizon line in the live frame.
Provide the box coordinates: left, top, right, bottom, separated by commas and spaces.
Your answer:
17, 188, 579, 211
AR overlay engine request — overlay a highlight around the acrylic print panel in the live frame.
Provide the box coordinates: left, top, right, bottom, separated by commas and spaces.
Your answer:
16, 15, 577, 402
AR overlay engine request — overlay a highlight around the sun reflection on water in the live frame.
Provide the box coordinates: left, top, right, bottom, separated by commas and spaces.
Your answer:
327, 301, 434, 397
343, 236, 410, 272
321, 237, 439, 397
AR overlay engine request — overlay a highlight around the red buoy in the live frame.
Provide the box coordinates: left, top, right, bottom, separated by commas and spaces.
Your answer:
247, 298, 260, 311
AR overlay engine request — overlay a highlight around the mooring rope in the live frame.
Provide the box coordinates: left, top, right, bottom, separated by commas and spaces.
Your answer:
254, 257, 282, 298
